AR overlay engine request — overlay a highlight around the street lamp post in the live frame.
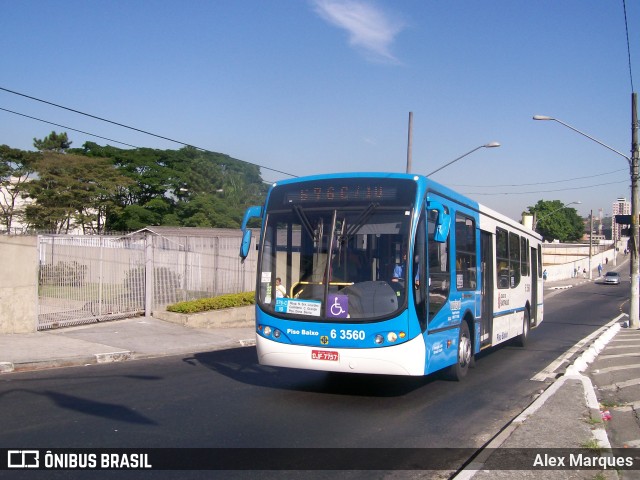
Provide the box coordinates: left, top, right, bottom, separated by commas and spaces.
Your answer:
532, 201, 581, 230
426, 142, 500, 177
533, 109, 639, 329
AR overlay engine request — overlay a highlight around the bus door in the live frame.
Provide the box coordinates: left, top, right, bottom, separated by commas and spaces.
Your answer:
530, 246, 539, 327
480, 231, 493, 348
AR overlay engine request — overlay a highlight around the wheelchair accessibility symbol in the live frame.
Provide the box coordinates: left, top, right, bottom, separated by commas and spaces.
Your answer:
327, 294, 348, 318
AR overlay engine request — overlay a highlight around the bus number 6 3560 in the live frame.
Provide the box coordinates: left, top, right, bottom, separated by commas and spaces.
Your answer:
331, 329, 366, 341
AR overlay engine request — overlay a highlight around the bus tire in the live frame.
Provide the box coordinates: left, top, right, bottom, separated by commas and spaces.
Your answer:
446, 321, 472, 381
514, 308, 530, 347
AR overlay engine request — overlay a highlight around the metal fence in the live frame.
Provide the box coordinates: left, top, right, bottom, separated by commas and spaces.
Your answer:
37, 230, 258, 330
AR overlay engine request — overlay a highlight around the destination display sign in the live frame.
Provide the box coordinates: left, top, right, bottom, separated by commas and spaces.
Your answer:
270, 178, 415, 208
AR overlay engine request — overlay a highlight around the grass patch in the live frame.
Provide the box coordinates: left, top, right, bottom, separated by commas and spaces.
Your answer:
585, 416, 602, 426
580, 438, 602, 452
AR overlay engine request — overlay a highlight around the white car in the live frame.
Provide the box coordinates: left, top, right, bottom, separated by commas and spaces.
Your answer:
603, 272, 620, 285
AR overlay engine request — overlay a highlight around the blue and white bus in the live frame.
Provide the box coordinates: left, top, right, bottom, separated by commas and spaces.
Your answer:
240, 173, 543, 379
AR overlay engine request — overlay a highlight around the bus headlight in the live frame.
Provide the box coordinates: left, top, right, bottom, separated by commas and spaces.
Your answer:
374, 334, 384, 345
387, 332, 398, 343
263, 326, 272, 336
273, 329, 281, 339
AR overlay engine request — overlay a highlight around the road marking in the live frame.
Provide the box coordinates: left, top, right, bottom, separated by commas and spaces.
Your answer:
599, 352, 640, 360
592, 364, 640, 375
531, 314, 626, 382
599, 378, 640, 391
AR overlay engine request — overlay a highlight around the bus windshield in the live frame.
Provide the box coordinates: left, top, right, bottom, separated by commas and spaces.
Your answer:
258, 178, 416, 321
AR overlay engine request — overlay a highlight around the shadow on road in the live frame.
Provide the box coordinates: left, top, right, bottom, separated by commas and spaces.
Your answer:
192, 347, 440, 397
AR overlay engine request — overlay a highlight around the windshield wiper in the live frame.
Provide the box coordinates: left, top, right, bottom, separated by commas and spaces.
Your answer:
343, 202, 378, 241
293, 205, 316, 242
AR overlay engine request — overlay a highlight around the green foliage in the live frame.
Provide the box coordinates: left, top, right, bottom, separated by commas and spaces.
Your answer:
166, 292, 255, 314
75, 142, 267, 231
109, 204, 161, 231
527, 200, 584, 242
23, 152, 133, 233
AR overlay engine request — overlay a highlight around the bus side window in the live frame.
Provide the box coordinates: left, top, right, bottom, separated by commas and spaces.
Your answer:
509, 232, 521, 288
496, 228, 509, 289
455, 213, 476, 290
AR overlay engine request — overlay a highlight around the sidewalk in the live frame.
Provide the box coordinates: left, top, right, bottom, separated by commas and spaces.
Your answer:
0, 315, 255, 373
1, 278, 638, 478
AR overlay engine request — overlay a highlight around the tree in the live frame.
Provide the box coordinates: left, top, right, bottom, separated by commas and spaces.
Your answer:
77, 143, 267, 230
7, 137, 268, 233
0, 145, 37, 232
527, 200, 584, 242
107, 204, 162, 231
24, 152, 133, 233
33, 131, 72, 153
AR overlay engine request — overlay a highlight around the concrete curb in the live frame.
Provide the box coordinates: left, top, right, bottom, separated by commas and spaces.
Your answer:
94, 351, 134, 363
4, 350, 137, 373
6, 356, 98, 373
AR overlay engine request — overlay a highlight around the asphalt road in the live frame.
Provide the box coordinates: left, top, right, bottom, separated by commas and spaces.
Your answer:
0, 278, 629, 479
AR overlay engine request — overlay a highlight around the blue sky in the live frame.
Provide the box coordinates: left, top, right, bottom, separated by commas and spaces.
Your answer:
1, 0, 638, 220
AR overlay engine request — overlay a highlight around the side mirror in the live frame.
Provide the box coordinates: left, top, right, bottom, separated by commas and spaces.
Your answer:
240, 229, 253, 259
239, 205, 263, 260
427, 200, 451, 243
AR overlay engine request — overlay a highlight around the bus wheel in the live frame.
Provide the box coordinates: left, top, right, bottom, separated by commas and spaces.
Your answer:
514, 309, 530, 347
447, 322, 472, 381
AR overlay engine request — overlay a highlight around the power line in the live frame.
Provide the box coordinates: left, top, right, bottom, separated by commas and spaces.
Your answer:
0, 86, 297, 178
0, 106, 140, 148
623, 0, 635, 92
449, 168, 627, 188
463, 179, 628, 196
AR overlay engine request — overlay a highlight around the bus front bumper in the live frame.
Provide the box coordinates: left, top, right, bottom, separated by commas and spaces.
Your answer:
256, 334, 427, 376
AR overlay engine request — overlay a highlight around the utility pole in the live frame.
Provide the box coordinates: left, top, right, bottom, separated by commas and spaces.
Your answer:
406, 112, 413, 174
589, 210, 593, 280
630, 93, 639, 329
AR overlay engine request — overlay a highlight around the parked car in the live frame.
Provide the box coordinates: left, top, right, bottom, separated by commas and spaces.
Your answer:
603, 271, 620, 285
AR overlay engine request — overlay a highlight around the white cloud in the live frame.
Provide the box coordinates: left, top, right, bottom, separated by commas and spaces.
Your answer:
312, 0, 405, 63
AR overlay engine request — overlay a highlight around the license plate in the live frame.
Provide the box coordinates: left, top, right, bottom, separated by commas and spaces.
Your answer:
311, 350, 339, 361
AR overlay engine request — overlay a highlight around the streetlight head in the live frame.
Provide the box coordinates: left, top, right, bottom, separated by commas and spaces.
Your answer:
484, 141, 500, 148
533, 115, 554, 121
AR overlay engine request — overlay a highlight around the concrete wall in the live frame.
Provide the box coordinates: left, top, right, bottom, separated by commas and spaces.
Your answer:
0, 236, 38, 333
541, 242, 612, 265
542, 246, 617, 282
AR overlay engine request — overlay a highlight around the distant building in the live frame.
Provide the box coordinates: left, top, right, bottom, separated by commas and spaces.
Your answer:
612, 197, 631, 241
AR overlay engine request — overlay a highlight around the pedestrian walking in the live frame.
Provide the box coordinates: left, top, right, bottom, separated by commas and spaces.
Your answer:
598, 264, 602, 277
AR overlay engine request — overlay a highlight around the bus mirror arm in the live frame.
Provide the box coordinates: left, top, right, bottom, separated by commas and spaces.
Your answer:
427, 200, 451, 243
